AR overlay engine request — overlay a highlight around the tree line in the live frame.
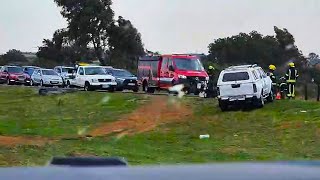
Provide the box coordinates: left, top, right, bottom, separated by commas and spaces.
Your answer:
1, 0, 319, 82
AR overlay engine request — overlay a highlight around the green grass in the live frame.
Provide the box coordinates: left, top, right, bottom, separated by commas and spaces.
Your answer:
0, 87, 145, 137
1, 87, 320, 166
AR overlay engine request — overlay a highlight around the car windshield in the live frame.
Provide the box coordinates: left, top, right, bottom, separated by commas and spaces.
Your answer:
62, 67, 74, 73
112, 70, 134, 77
174, 58, 204, 71
222, 72, 250, 82
42, 70, 58, 76
85, 67, 107, 75
8, 67, 23, 73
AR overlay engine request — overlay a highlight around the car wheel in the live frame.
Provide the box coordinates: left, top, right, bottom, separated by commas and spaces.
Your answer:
267, 90, 274, 102
7, 78, 11, 85
66, 81, 71, 88
108, 87, 115, 93
133, 87, 139, 92
256, 92, 265, 108
84, 82, 91, 91
219, 100, 228, 111
142, 81, 148, 92
40, 80, 44, 87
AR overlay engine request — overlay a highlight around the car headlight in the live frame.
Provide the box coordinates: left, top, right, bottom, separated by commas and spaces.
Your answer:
91, 79, 99, 83
178, 75, 187, 79
206, 76, 210, 81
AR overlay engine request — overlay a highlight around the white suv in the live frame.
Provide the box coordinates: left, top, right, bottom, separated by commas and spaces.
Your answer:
217, 65, 273, 111
73, 66, 117, 92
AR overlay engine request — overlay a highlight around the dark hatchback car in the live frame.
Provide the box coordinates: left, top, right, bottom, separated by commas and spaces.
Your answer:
111, 69, 139, 92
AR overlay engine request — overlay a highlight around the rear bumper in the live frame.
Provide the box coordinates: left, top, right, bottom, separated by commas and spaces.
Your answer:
219, 95, 259, 104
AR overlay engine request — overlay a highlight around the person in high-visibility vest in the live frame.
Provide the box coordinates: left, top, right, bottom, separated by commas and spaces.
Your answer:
267, 64, 277, 96
206, 65, 216, 98
285, 62, 299, 98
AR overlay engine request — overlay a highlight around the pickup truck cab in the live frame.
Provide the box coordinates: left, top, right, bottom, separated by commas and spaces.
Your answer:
73, 66, 117, 92
217, 65, 273, 111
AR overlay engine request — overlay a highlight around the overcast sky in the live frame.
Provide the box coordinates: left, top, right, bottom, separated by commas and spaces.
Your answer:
1, 0, 319, 55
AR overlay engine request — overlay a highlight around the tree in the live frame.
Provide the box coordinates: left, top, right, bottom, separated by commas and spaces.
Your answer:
208, 27, 304, 70
2, 49, 28, 65
108, 16, 145, 69
54, 0, 114, 65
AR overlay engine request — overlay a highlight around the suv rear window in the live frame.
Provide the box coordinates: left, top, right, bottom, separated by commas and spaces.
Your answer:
222, 72, 250, 82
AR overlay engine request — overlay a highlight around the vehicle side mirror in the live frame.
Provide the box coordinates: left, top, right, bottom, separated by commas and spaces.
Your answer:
169, 65, 175, 72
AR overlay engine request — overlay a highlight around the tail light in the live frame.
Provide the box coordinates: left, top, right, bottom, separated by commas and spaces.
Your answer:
253, 84, 257, 93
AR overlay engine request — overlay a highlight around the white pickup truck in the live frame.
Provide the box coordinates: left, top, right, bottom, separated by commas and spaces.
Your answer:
70, 66, 117, 92
217, 64, 273, 111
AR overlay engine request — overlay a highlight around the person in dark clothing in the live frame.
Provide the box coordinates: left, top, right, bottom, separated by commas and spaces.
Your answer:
285, 62, 299, 98
267, 64, 278, 96
206, 66, 216, 98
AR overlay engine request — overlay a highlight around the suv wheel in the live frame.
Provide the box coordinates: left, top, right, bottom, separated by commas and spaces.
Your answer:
256, 92, 265, 108
267, 90, 274, 102
219, 100, 229, 111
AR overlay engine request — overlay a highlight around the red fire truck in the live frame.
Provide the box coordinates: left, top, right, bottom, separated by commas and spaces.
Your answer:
138, 54, 209, 94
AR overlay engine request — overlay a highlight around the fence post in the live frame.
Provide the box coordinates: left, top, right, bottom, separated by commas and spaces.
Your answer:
304, 83, 308, 101
317, 84, 320, 102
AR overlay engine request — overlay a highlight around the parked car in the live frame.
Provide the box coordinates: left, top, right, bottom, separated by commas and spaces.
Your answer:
217, 64, 273, 111
0, 66, 26, 85
23, 66, 40, 76
54, 66, 76, 86
72, 65, 117, 92
103, 66, 114, 74
138, 54, 209, 94
31, 69, 63, 87
111, 69, 139, 92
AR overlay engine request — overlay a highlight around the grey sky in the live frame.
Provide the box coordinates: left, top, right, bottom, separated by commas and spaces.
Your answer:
1, 0, 319, 55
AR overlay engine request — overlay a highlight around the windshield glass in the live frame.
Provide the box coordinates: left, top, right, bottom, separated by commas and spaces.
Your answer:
8, 67, 23, 73
112, 70, 133, 77
174, 58, 204, 71
62, 67, 74, 73
85, 67, 107, 75
222, 72, 250, 82
42, 70, 58, 76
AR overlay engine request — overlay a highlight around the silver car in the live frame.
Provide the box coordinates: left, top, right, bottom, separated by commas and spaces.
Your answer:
31, 69, 63, 87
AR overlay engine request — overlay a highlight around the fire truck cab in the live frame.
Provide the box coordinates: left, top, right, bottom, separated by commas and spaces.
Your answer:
138, 54, 209, 94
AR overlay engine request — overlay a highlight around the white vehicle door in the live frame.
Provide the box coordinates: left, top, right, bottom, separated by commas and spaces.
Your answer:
33, 70, 41, 83
256, 68, 268, 96
75, 67, 85, 87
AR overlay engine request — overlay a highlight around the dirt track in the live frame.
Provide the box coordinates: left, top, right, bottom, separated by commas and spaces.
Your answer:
0, 96, 192, 147
0, 136, 50, 147
90, 96, 192, 137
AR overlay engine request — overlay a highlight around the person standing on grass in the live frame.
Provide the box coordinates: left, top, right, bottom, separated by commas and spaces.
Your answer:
285, 62, 299, 98
267, 64, 278, 96
206, 65, 216, 98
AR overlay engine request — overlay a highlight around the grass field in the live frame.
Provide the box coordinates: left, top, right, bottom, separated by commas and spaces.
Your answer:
1, 86, 320, 166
